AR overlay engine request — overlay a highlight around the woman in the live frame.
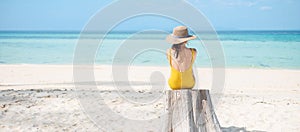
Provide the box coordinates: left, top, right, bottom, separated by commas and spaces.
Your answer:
166, 26, 197, 90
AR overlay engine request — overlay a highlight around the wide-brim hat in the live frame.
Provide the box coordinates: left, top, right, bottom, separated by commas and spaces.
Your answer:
166, 26, 196, 44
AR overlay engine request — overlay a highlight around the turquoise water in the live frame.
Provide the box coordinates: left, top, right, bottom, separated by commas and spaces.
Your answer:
0, 31, 300, 69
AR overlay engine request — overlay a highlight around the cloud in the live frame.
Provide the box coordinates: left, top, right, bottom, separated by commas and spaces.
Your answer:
260, 6, 272, 11
213, 0, 259, 7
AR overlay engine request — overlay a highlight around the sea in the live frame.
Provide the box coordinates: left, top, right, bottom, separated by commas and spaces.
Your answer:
0, 31, 299, 69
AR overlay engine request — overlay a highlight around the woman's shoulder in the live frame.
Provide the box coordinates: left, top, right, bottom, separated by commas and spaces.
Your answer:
166, 48, 173, 58
166, 48, 172, 54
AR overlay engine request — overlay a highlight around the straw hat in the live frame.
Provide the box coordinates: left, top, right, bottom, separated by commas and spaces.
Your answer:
166, 26, 196, 44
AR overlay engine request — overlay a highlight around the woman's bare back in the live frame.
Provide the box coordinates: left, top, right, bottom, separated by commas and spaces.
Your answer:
168, 48, 196, 72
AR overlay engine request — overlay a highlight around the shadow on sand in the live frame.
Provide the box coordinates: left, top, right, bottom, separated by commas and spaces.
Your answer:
221, 126, 266, 132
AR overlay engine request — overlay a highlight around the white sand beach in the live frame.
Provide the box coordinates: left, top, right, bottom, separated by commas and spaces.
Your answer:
0, 65, 300, 131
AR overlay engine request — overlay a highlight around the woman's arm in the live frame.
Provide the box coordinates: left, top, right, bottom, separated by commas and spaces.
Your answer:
166, 48, 171, 60
192, 48, 197, 59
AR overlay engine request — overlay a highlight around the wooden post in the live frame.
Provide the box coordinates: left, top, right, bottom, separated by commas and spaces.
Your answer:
165, 89, 221, 132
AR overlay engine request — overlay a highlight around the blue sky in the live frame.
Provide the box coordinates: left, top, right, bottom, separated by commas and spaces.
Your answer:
0, 0, 299, 31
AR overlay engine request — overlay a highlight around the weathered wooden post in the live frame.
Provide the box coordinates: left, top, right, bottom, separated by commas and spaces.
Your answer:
165, 89, 221, 132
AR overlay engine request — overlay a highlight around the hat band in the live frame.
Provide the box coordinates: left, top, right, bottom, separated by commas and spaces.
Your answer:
172, 34, 189, 38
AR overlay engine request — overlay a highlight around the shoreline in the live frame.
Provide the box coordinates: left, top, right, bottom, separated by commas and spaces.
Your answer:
1, 64, 299, 90
1, 63, 300, 70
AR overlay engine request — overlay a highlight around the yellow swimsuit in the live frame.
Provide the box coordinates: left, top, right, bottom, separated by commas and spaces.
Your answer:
168, 49, 195, 90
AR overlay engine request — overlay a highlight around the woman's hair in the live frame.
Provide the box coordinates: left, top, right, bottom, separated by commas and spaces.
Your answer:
171, 42, 185, 58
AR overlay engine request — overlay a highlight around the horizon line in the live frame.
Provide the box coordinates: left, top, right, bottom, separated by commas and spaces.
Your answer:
1, 29, 300, 33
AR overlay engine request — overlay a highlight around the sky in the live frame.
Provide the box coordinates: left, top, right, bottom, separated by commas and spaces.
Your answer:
0, 0, 300, 31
